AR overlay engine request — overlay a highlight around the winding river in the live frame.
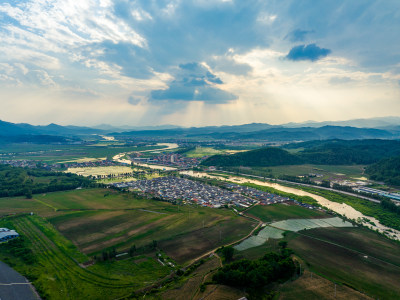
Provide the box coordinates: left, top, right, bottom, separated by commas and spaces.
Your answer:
180, 171, 400, 241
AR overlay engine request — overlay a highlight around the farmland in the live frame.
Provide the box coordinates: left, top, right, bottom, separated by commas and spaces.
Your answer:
279, 270, 372, 300
246, 203, 328, 223
65, 165, 134, 177
0, 214, 170, 300
1, 176, 400, 298
0, 143, 168, 163
286, 227, 400, 299
184, 147, 224, 158
1, 188, 256, 263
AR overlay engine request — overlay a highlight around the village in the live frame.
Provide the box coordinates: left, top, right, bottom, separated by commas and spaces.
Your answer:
129, 152, 203, 169
112, 176, 319, 210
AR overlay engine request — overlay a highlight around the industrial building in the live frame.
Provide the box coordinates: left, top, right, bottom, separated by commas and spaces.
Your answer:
0, 228, 19, 242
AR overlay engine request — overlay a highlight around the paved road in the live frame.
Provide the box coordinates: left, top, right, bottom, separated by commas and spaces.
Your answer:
0, 261, 40, 300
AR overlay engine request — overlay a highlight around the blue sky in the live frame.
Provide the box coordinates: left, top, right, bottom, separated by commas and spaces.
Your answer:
0, 0, 400, 126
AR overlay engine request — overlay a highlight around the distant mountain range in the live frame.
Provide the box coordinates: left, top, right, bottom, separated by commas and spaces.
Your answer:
280, 116, 400, 129
1, 117, 400, 143
114, 125, 398, 141
0, 120, 103, 136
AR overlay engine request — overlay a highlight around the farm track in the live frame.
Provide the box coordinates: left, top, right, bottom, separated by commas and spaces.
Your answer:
13, 216, 137, 290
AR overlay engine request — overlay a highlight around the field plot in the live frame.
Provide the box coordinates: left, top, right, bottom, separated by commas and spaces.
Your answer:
32, 188, 255, 261
287, 227, 400, 299
159, 216, 256, 264
185, 147, 224, 158
33, 188, 156, 211
237, 164, 366, 182
65, 166, 133, 177
0, 196, 54, 216
4, 215, 169, 300
235, 217, 353, 252
279, 270, 372, 300
159, 256, 221, 299
246, 203, 327, 223
270, 217, 353, 232
234, 226, 284, 251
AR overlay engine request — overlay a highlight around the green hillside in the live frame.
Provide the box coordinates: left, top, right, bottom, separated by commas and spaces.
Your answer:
202, 139, 400, 167
366, 155, 400, 186
202, 147, 302, 167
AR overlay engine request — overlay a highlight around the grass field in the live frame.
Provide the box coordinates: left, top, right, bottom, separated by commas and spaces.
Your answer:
0, 214, 170, 300
279, 270, 372, 300
287, 227, 400, 299
158, 256, 222, 299
184, 147, 224, 158
246, 203, 328, 223
235, 164, 366, 182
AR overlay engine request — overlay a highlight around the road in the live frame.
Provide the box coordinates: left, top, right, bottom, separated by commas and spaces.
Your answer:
0, 261, 40, 300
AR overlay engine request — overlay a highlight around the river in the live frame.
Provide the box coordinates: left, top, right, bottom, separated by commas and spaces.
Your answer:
180, 171, 400, 240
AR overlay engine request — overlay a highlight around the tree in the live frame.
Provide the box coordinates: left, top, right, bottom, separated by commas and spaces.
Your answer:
278, 241, 288, 249
129, 245, 136, 256
152, 240, 158, 249
221, 246, 234, 262
25, 190, 32, 199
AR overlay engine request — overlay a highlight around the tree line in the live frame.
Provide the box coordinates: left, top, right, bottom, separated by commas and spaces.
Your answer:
0, 165, 94, 198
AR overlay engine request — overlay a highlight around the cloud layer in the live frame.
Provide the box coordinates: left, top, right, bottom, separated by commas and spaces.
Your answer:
150, 63, 237, 103
0, 0, 400, 126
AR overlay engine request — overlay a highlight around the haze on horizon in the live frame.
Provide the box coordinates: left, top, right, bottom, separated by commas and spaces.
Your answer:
1, 0, 400, 127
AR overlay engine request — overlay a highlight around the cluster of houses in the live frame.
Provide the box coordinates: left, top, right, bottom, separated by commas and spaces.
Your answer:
113, 176, 256, 208
60, 159, 119, 169
0, 159, 39, 168
112, 176, 321, 211
0, 228, 19, 243
225, 183, 294, 205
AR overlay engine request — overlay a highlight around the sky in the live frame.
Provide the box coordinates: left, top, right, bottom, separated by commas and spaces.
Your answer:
1, 0, 400, 127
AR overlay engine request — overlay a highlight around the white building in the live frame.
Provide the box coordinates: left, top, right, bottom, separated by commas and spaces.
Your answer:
0, 228, 19, 242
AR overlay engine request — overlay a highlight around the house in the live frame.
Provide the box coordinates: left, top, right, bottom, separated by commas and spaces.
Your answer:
0, 228, 19, 242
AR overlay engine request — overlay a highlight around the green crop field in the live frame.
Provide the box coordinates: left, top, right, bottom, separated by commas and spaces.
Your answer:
287, 227, 400, 299
246, 203, 328, 223
0, 188, 255, 263
0, 214, 170, 300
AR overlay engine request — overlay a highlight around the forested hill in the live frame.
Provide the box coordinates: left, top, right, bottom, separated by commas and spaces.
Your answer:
0, 165, 93, 198
202, 147, 302, 167
202, 139, 400, 167
296, 139, 400, 165
366, 156, 400, 186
